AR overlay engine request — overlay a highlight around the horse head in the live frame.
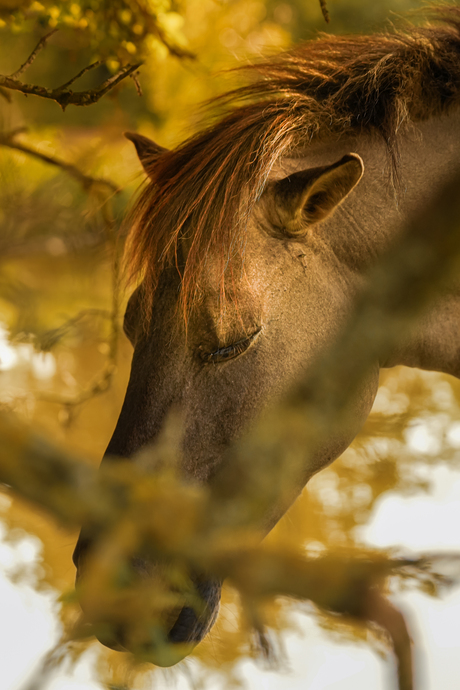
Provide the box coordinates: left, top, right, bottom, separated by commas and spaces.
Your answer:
73, 131, 381, 664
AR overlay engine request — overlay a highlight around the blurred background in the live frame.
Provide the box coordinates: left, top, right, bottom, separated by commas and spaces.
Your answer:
2, 0, 460, 688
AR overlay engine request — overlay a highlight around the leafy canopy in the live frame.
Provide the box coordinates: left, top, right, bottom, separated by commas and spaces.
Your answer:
0, 0, 191, 67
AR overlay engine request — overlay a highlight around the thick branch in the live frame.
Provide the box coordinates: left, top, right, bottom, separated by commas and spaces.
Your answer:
0, 62, 142, 110
0, 403, 453, 690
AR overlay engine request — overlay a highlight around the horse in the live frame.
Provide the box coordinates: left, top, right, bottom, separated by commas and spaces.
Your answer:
73, 6, 460, 667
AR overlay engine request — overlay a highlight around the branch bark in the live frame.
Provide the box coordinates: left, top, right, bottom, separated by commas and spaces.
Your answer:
0, 31, 142, 110
0, 62, 143, 110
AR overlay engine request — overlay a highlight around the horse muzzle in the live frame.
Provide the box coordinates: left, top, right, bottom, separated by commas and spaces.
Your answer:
93, 581, 221, 667
73, 537, 221, 666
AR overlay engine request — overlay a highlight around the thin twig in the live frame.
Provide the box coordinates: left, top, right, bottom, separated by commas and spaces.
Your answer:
0, 62, 142, 111
56, 60, 103, 92
0, 129, 119, 193
38, 364, 117, 410
319, 0, 330, 23
130, 70, 143, 97
93, 63, 143, 102
33, 309, 112, 350
10, 29, 58, 79
35, 219, 120, 416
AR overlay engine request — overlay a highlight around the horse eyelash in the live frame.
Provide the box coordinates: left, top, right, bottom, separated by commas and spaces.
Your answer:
200, 328, 261, 364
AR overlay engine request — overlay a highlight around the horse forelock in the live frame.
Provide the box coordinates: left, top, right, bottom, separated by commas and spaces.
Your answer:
125, 5, 460, 327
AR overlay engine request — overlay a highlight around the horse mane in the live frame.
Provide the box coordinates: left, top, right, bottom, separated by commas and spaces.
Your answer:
126, 5, 460, 324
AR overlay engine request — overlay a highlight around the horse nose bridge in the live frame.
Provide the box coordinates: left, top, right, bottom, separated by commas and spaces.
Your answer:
105, 342, 192, 460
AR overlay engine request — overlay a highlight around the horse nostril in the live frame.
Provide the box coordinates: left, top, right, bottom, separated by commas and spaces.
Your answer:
168, 582, 221, 645
167, 605, 197, 643
163, 604, 186, 637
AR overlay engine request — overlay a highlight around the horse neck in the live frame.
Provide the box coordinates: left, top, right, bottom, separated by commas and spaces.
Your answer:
285, 108, 460, 378
377, 107, 460, 377
397, 108, 460, 215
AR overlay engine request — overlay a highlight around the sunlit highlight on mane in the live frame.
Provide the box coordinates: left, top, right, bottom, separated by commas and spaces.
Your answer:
125, 6, 460, 325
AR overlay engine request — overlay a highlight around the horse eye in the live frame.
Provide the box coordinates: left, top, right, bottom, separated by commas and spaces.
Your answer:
200, 329, 261, 364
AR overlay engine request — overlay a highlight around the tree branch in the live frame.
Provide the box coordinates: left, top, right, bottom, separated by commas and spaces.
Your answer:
364, 588, 413, 690
319, 0, 330, 23
0, 60, 142, 111
9, 29, 58, 79
0, 129, 119, 193
130, 70, 143, 97
34, 309, 112, 351
0, 401, 455, 690
90, 63, 143, 103
56, 60, 104, 92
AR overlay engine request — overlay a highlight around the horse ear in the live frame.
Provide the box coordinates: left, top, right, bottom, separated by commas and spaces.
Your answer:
124, 132, 168, 177
273, 154, 364, 235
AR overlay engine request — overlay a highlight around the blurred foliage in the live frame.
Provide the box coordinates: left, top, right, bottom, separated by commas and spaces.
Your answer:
0, 0, 191, 64
1, 375, 459, 686
1, 1, 460, 689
